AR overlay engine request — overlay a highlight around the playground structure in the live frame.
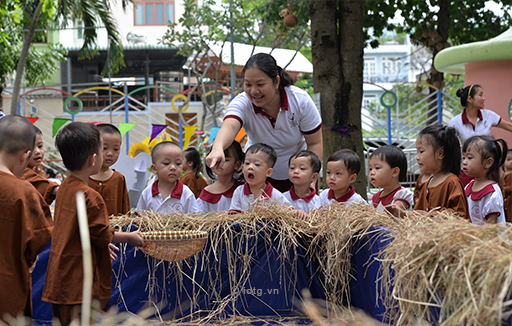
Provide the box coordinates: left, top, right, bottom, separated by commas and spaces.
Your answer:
0, 79, 467, 193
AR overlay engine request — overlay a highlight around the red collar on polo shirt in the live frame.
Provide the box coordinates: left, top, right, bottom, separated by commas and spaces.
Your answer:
251, 88, 289, 128
461, 109, 483, 129
328, 186, 355, 203
151, 179, 184, 199
465, 180, 496, 200
290, 186, 317, 202
243, 181, 273, 198
372, 186, 403, 208
199, 181, 242, 203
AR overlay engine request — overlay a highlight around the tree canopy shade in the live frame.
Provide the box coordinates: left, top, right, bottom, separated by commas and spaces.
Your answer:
5, 0, 129, 115
395, 0, 512, 88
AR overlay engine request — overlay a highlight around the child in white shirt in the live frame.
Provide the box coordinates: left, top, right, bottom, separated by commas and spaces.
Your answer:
462, 135, 507, 225
197, 140, 244, 212
283, 150, 321, 213
229, 143, 290, 213
317, 149, 368, 207
137, 141, 199, 214
369, 145, 413, 212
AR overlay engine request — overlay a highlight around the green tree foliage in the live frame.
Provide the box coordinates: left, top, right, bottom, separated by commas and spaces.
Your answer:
4, 0, 129, 115
0, 0, 65, 85
395, 0, 512, 88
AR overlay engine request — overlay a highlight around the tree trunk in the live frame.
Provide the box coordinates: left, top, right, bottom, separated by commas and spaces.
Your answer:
427, 0, 450, 125
10, 2, 43, 116
310, 0, 366, 197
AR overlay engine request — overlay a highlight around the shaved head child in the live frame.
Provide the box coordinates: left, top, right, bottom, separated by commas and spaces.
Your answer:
0, 116, 53, 322
89, 123, 131, 216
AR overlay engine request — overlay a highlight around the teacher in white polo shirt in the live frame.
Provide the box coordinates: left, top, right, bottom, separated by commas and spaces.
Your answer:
206, 53, 323, 192
449, 84, 512, 186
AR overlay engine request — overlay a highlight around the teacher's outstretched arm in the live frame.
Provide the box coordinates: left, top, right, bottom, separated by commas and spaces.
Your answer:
497, 119, 512, 134
304, 129, 323, 161
206, 118, 242, 170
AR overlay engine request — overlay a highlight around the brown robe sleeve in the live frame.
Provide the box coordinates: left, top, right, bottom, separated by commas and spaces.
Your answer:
22, 168, 59, 205
0, 172, 52, 318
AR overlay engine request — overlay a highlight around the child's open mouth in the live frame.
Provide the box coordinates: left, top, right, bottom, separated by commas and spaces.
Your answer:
247, 173, 255, 180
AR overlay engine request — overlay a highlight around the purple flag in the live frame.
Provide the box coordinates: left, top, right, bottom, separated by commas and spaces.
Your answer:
150, 124, 167, 142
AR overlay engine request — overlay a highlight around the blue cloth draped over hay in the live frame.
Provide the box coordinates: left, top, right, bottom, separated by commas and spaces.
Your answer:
31, 224, 392, 324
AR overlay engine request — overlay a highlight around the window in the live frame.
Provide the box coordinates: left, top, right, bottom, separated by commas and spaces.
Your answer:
381, 57, 401, 76
76, 20, 83, 39
363, 57, 376, 81
135, 1, 174, 25
362, 95, 377, 109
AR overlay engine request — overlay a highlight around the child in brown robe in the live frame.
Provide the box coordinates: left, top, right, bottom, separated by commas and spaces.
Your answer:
22, 126, 59, 205
181, 147, 208, 198
89, 123, 130, 216
42, 122, 144, 326
0, 116, 53, 321
500, 148, 512, 222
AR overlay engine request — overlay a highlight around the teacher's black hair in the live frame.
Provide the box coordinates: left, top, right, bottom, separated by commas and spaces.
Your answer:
242, 53, 294, 89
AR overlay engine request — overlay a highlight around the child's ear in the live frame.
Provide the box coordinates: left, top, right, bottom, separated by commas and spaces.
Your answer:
89, 153, 97, 167
436, 146, 445, 160
21, 149, 31, 167
265, 167, 273, 178
349, 173, 357, 184
311, 172, 319, 184
151, 163, 157, 174
484, 157, 494, 169
235, 160, 242, 170
391, 167, 400, 178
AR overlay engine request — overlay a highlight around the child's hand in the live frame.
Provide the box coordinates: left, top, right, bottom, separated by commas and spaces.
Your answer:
385, 204, 407, 218
294, 209, 309, 221
108, 243, 119, 261
128, 231, 145, 247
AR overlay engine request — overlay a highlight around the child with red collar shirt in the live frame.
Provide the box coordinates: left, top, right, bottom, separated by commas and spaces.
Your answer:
317, 149, 368, 208
137, 141, 200, 214
229, 143, 291, 214
369, 146, 413, 212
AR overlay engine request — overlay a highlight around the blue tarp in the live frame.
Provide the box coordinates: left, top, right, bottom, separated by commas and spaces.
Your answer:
32, 224, 390, 324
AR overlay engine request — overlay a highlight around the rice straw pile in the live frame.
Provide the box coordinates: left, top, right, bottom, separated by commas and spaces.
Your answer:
110, 202, 512, 325
377, 212, 512, 325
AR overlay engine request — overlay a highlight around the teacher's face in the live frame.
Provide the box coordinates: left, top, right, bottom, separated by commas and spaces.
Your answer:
243, 68, 280, 109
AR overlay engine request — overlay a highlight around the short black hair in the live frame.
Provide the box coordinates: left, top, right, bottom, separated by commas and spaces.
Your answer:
0, 115, 36, 154
327, 149, 361, 175
55, 122, 101, 171
45, 168, 56, 178
288, 150, 321, 174
370, 146, 408, 182
97, 123, 121, 137
245, 143, 277, 168
151, 141, 182, 164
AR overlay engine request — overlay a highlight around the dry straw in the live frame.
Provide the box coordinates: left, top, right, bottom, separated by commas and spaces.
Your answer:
110, 202, 512, 325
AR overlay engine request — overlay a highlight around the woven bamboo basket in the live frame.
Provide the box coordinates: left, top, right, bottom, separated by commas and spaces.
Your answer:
140, 230, 208, 262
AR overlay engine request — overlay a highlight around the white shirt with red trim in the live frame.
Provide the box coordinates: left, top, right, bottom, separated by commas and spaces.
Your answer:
197, 181, 242, 212
137, 180, 200, 214
465, 180, 505, 225
283, 186, 319, 212
228, 182, 291, 213
224, 86, 322, 180
448, 109, 501, 146
371, 186, 413, 212
316, 186, 368, 208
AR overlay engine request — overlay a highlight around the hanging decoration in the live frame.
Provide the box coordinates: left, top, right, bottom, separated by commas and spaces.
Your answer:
150, 124, 167, 142
183, 126, 199, 150
52, 118, 72, 137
